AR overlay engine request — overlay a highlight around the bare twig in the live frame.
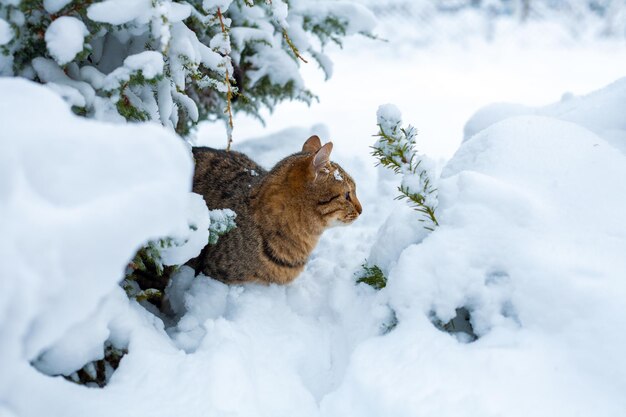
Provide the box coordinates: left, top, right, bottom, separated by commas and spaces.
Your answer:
217, 7, 235, 151
225, 68, 234, 151
216, 6, 227, 33
283, 29, 308, 63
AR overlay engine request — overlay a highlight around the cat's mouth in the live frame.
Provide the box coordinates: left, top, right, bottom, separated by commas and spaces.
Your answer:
342, 214, 359, 224
328, 217, 355, 228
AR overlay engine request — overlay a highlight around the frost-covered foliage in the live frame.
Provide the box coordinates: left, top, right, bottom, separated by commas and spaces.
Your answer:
373, 104, 438, 230
0, 0, 375, 137
124, 194, 236, 300
135, 202, 236, 275
356, 263, 386, 289
208, 207, 237, 244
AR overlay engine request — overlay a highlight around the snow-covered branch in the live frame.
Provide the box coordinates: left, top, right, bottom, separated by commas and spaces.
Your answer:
0, 0, 375, 139
373, 104, 439, 230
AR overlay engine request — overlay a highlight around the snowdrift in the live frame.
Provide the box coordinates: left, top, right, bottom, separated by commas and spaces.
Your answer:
0, 78, 192, 416
324, 79, 626, 417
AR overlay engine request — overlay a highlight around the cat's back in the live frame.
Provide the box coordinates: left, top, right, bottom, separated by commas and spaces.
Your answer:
192, 147, 266, 209
190, 147, 267, 282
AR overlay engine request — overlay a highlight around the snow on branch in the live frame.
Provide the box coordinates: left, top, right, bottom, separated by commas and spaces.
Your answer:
0, 0, 376, 141
373, 104, 439, 230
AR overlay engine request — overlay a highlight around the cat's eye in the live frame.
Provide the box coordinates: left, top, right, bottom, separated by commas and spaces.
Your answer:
318, 194, 341, 205
345, 192, 351, 201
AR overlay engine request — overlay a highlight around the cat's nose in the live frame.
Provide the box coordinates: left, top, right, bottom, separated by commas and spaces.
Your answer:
354, 197, 363, 215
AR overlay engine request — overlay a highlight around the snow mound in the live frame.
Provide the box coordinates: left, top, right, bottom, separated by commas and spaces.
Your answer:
0, 78, 192, 415
323, 82, 626, 416
464, 77, 626, 154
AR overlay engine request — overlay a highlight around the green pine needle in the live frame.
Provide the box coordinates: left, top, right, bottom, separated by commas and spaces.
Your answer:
356, 263, 387, 290
372, 119, 439, 229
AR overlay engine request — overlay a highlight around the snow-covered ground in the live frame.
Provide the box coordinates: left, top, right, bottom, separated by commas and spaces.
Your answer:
2, 18, 626, 417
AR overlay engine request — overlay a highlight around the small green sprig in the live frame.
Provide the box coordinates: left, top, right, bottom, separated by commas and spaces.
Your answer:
208, 209, 237, 245
356, 262, 387, 290
372, 106, 439, 229
396, 184, 439, 231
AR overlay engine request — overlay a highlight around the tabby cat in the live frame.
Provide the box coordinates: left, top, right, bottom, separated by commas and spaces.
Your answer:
189, 135, 362, 285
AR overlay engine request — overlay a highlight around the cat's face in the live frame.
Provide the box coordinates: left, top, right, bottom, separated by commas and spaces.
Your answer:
313, 162, 362, 226
258, 136, 362, 232
300, 136, 362, 227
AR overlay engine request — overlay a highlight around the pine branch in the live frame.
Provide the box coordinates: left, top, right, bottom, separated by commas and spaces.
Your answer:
396, 185, 439, 229
356, 262, 387, 290
372, 106, 439, 230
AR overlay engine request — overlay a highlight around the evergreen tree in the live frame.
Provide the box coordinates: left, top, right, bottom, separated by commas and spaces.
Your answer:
0, 0, 375, 142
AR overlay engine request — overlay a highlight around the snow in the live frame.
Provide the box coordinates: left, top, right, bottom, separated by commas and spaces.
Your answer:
464, 77, 626, 153
209, 32, 230, 55
87, 0, 152, 25
322, 109, 626, 416
208, 208, 237, 240
44, 82, 87, 107
160, 193, 210, 267
270, 0, 289, 28
0, 18, 12, 45
32, 58, 96, 108
166, 2, 192, 22
3, 5, 626, 417
0, 78, 192, 415
247, 43, 305, 89
122, 51, 164, 79
102, 52, 164, 91
294, 1, 376, 36
4, 73, 626, 416
45, 17, 88, 66
0, 0, 19, 7
203, 0, 232, 13
376, 103, 402, 132
230, 27, 273, 51
43, 0, 72, 14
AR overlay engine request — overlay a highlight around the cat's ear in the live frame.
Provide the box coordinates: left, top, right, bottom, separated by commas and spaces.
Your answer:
310, 142, 333, 180
302, 135, 322, 154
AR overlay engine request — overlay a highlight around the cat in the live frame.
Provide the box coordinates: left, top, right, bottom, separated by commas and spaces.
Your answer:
189, 135, 362, 285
